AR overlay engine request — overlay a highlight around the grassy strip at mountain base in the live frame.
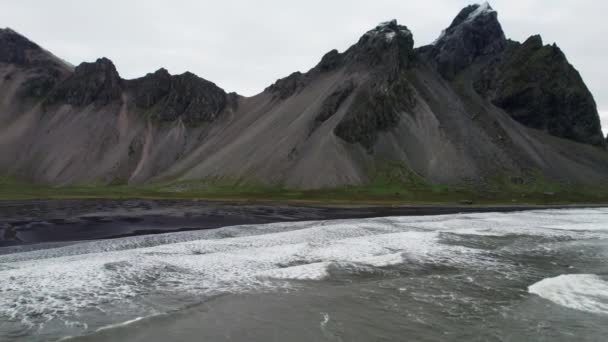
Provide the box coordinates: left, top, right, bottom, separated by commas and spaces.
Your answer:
2, 171, 608, 205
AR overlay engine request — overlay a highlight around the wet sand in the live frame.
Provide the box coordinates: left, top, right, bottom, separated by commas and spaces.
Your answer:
0, 199, 605, 248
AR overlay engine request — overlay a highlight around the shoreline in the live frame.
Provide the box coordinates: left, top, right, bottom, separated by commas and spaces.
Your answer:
1, 199, 606, 248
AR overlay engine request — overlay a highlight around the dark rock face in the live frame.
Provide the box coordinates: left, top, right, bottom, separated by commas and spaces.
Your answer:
418, 3, 604, 147
332, 20, 416, 150
0, 28, 42, 65
1, 28, 230, 124
276, 19, 417, 149
128, 70, 228, 125
317, 49, 344, 72
311, 81, 355, 134
267, 20, 414, 102
18, 67, 65, 98
266, 72, 308, 100
0, 28, 70, 99
334, 76, 415, 150
474, 36, 605, 147
130, 68, 172, 108
0, 3, 604, 154
428, 3, 506, 79
345, 20, 415, 72
46, 58, 122, 107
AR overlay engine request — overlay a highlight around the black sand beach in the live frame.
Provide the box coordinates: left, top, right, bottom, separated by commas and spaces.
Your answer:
1, 199, 605, 247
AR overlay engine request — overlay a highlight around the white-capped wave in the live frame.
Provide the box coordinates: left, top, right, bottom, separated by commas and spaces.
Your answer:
1, 208, 607, 333
0, 220, 482, 328
529, 274, 608, 315
259, 262, 331, 281
95, 316, 148, 332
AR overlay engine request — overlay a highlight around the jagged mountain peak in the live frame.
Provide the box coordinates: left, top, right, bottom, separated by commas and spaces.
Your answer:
362, 20, 412, 43
127, 66, 229, 124
44, 57, 122, 107
1, 9, 607, 189
446, 2, 496, 30
0, 27, 17, 34
0, 27, 31, 43
351, 19, 414, 58
434, 1, 505, 48
73, 57, 119, 75
0, 27, 75, 72
0, 27, 53, 66
522, 34, 543, 48
426, 2, 505, 78
266, 19, 415, 100
153, 67, 170, 76
0, 27, 36, 44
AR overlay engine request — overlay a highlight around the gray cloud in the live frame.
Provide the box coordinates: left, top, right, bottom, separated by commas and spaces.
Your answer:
1, 0, 606, 133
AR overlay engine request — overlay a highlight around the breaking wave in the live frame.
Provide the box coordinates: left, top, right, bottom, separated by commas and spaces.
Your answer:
1, 207, 607, 337
529, 274, 608, 315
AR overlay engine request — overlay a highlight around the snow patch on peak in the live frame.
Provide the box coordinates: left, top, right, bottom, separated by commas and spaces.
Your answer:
364, 19, 411, 43
432, 2, 496, 45
466, 2, 495, 22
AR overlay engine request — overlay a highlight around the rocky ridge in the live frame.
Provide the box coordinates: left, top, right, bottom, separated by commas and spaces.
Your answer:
0, 2, 607, 189
0, 29, 232, 125
419, 2, 604, 146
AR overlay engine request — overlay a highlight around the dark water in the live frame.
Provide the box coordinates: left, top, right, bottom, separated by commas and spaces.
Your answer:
1, 198, 567, 247
1, 209, 607, 341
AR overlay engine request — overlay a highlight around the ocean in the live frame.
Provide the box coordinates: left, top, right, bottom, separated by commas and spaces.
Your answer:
1, 208, 607, 341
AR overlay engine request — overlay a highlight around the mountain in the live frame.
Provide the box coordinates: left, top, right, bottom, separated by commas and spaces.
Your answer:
1, 2, 608, 191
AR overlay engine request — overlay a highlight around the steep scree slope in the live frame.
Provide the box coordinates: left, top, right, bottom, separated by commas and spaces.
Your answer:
0, 3, 607, 189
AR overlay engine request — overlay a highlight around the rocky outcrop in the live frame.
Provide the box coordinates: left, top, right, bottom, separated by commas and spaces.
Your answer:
343, 20, 415, 72
0, 28, 48, 66
36, 55, 231, 124
334, 75, 415, 150
1, 3, 607, 189
426, 2, 506, 79
311, 81, 355, 134
267, 20, 415, 102
418, 2, 604, 147
475, 35, 605, 146
17, 67, 65, 99
265, 72, 308, 100
316, 49, 344, 72
45, 58, 122, 107
270, 19, 418, 149
331, 20, 417, 150
0, 28, 231, 124
0, 28, 71, 99
128, 69, 229, 125
129, 68, 173, 108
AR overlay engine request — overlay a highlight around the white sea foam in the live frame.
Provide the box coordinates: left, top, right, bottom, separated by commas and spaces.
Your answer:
320, 312, 330, 329
529, 274, 608, 315
0, 221, 477, 326
1, 208, 607, 330
259, 262, 331, 281
95, 316, 149, 332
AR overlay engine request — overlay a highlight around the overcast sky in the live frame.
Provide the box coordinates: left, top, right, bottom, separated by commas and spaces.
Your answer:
1, 0, 606, 133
